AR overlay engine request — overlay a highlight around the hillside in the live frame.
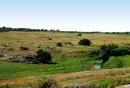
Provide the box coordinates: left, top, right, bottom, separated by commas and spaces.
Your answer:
1, 32, 130, 88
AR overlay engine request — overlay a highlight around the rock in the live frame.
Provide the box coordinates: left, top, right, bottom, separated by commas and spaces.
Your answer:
6, 54, 36, 63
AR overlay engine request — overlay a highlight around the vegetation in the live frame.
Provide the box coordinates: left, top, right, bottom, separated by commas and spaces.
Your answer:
20, 46, 29, 50
109, 47, 130, 56
103, 55, 130, 68
56, 42, 62, 47
78, 39, 91, 46
1, 32, 130, 87
1, 26, 130, 35
2, 67, 130, 88
94, 44, 130, 64
0, 57, 93, 80
98, 43, 118, 63
77, 33, 82, 36
33, 49, 52, 64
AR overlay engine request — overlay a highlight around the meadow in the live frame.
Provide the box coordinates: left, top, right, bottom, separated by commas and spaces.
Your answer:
1, 32, 130, 87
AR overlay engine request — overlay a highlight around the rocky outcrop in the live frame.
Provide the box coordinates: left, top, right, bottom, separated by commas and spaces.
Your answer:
0, 54, 36, 64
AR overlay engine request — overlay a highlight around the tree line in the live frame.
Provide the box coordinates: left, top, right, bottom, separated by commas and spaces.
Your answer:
0, 26, 53, 32
0, 26, 130, 34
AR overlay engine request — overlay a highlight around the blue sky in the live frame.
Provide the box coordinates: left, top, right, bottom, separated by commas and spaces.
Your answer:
0, 0, 130, 32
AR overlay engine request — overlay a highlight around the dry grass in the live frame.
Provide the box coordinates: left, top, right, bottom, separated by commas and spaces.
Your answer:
0, 76, 40, 88
1, 68, 130, 88
1, 32, 130, 58
52, 68, 130, 87
1, 32, 130, 87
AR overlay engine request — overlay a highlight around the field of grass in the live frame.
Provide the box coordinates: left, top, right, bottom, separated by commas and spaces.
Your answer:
1, 32, 130, 87
2, 68, 130, 88
103, 55, 130, 69
0, 57, 97, 80
1, 32, 130, 58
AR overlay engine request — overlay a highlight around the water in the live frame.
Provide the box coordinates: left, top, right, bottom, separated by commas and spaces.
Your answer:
93, 63, 101, 70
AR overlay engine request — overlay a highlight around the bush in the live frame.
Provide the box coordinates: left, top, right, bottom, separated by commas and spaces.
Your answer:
100, 43, 118, 51
77, 33, 82, 36
98, 44, 118, 63
33, 49, 52, 64
56, 42, 62, 47
48, 38, 52, 40
110, 48, 130, 56
67, 42, 73, 46
79, 39, 91, 46
20, 46, 29, 50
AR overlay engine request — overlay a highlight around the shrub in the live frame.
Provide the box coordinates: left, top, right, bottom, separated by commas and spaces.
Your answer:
110, 48, 130, 56
77, 33, 82, 36
33, 49, 52, 64
88, 49, 101, 57
67, 42, 73, 46
98, 44, 118, 63
56, 42, 62, 47
79, 39, 91, 46
48, 38, 52, 40
100, 43, 118, 51
20, 46, 29, 50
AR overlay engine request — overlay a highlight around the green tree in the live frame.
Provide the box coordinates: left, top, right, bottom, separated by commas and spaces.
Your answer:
33, 49, 52, 64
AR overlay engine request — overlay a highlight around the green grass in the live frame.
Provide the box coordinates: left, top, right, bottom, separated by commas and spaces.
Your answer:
1, 32, 130, 87
103, 55, 130, 69
0, 57, 96, 80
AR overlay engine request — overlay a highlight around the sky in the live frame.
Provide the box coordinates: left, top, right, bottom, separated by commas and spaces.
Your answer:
0, 0, 130, 32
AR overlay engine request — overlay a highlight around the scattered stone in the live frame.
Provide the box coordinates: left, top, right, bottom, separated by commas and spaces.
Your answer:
1, 54, 37, 64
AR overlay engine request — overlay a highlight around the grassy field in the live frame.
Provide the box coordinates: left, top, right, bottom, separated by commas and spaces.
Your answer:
1, 67, 130, 88
0, 57, 97, 80
1, 32, 130, 87
103, 55, 130, 69
1, 32, 130, 57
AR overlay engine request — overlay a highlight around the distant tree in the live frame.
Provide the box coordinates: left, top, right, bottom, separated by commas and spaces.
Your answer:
56, 29, 60, 32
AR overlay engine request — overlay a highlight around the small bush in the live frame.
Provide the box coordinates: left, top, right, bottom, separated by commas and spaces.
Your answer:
20, 46, 29, 50
56, 42, 62, 47
33, 49, 52, 64
79, 39, 91, 46
77, 33, 82, 36
48, 38, 52, 40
